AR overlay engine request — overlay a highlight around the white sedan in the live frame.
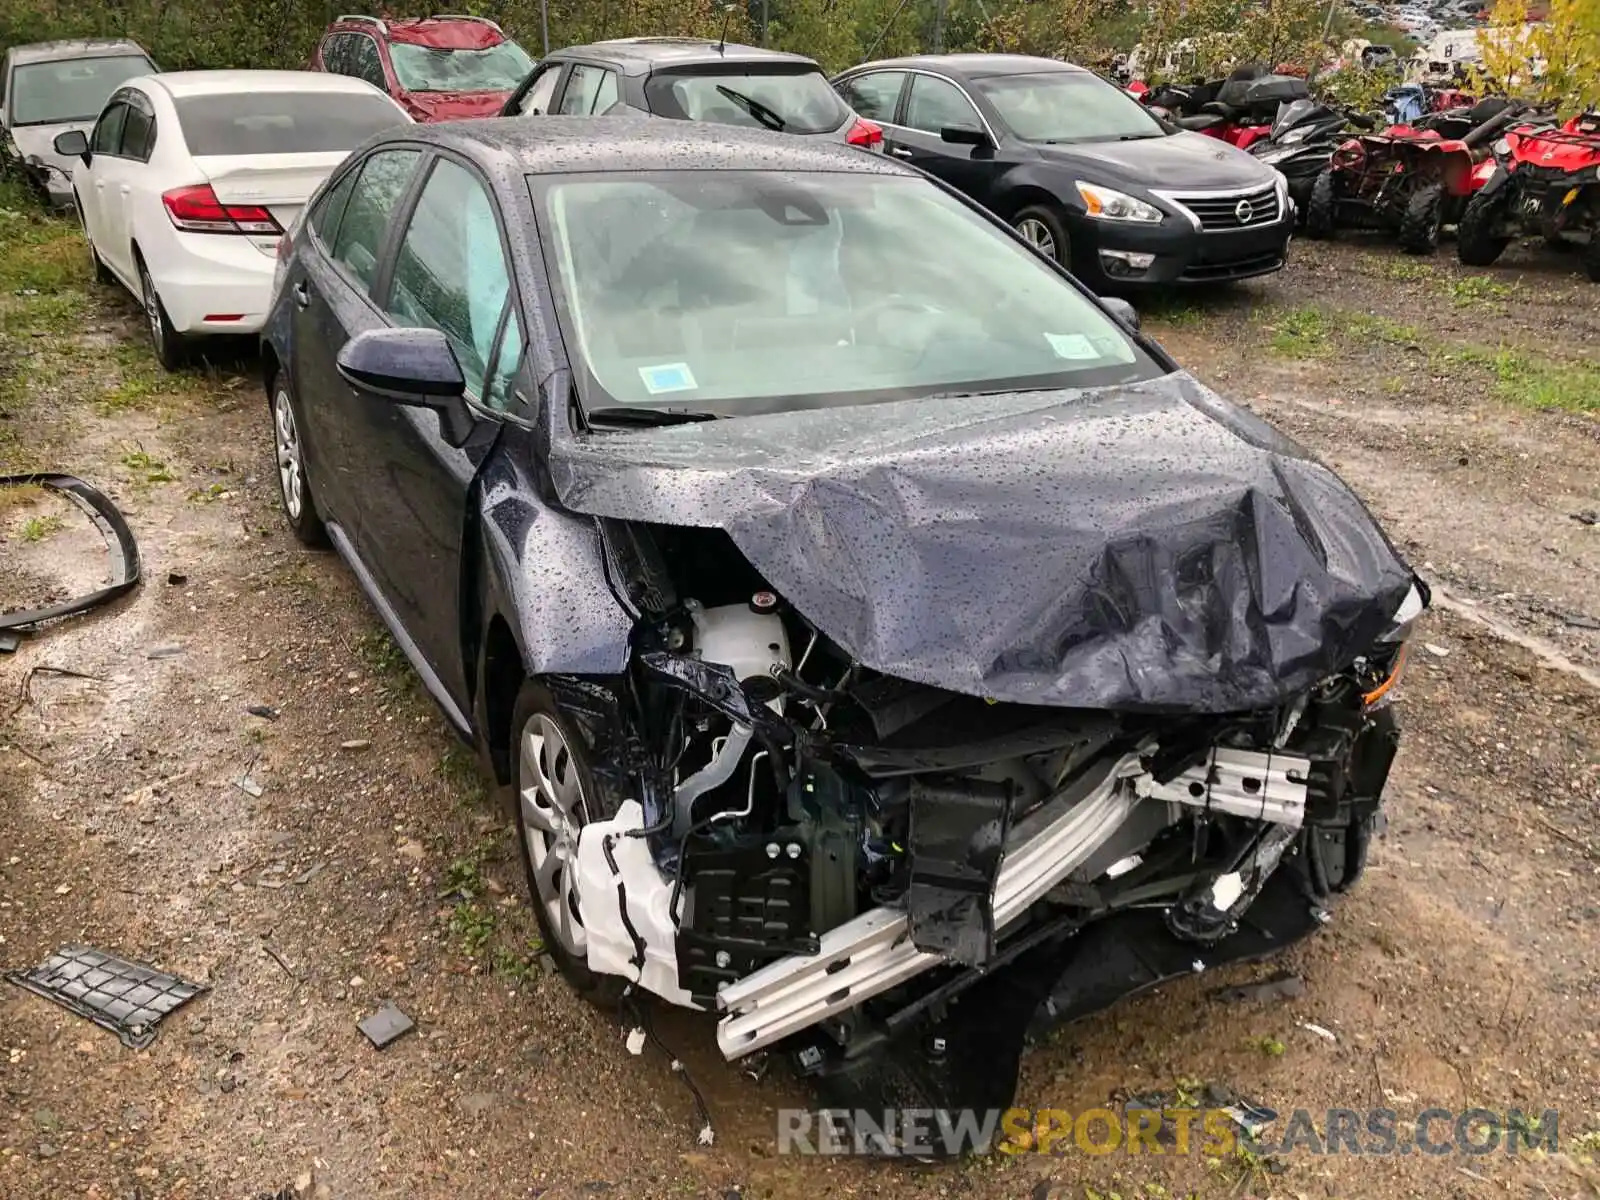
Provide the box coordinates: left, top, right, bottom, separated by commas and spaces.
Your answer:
56, 70, 411, 368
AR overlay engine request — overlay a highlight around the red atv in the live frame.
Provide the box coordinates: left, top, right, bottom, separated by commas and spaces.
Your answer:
1457, 112, 1600, 280
1305, 98, 1528, 254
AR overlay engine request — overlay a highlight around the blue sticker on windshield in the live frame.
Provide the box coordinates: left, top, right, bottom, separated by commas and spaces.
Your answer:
639, 362, 698, 394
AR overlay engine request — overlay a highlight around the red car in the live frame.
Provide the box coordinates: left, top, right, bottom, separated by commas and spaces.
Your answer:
311, 14, 536, 122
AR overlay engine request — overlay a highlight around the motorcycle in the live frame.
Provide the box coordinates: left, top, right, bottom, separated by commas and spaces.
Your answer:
1307, 98, 1530, 254
1250, 98, 1377, 214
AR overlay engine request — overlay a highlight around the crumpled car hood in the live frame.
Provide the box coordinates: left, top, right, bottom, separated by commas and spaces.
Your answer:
6, 122, 86, 195
548, 372, 1417, 712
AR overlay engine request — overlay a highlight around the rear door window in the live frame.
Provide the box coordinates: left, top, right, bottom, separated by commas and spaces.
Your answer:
835, 71, 905, 124
645, 68, 848, 133
903, 74, 982, 135
330, 148, 422, 291
556, 65, 620, 115
172, 92, 406, 155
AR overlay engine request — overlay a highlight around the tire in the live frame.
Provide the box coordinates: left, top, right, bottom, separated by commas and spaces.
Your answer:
1456, 186, 1512, 267
268, 373, 329, 548
1305, 169, 1337, 240
510, 680, 627, 1007
138, 258, 189, 371
1398, 182, 1445, 255
1011, 204, 1071, 268
1585, 229, 1600, 284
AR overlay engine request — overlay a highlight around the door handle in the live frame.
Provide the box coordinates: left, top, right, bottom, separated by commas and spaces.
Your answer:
118, 184, 130, 195
292, 282, 311, 310
888, 146, 914, 158
94, 180, 105, 190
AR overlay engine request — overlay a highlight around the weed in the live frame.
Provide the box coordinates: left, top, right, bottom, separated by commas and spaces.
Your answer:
439, 743, 487, 806
1, 291, 85, 335
1449, 345, 1600, 413
356, 626, 409, 677
1448, 274, 1515, 306
1571, 1130, 1600, 1156
1380, 375, 1408, 395
187, 482, 227, 503
1251, 1034, 1287, 1057
491, 937, 546, 981
119, 445, 175, 483
449, 901, 497, 956
1342, 312, 1424, 346
20, 513, 64, 541
1140, 296, 1206, 328
1269, 306, 1330, 357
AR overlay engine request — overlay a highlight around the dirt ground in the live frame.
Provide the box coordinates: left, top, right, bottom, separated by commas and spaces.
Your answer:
2, 196, 1598, 1200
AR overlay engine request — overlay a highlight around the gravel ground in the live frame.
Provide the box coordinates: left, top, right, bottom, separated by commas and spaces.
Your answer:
1, 206, 1597, 1200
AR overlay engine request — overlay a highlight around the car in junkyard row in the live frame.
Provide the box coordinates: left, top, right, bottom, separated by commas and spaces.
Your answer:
262, 115, 1426, 1137
0, 38, 157, 208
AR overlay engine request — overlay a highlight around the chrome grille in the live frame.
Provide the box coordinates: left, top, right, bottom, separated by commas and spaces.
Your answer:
1172, 187, 1281, 231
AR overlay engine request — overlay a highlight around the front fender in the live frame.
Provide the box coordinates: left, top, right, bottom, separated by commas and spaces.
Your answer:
475, 430, 634, 677
987, 164, 1082, 222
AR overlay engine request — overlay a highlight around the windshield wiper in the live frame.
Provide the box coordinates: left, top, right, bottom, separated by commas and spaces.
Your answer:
715, 85, 787, 132
586, 406, 720, 428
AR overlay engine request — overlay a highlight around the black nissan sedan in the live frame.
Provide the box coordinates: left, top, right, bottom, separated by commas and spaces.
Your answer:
831, 54, 1295, 288
259, 115, 1420, 1128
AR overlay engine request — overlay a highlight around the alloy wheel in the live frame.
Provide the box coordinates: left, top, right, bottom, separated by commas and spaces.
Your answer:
142, 270, 164, 357
1016, 217, 1057, 260
272, 388, 304, 521
518, 713, 592, 957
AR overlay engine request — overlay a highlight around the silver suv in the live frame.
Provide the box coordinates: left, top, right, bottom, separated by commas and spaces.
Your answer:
1, 39, 157, 208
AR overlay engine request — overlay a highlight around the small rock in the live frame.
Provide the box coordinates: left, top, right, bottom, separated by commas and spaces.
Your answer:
53, 884, 71, 896
36, 1143, 58, 1160
1422, 643, 1450, 658
167, 571, 187, 586
234, 776, 264, 798
146, 643, 185, 659
332, 1064, 354, 1083
31, 1109, 58, 1131
246, 705, 280, 721
1570, 510, 1598, 526
396, 839, 424, 862
340, 739, 371, 751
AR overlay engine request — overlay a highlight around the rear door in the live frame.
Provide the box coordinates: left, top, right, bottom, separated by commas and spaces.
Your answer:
290, 146, 424, 528
349, 152, 525, 709
100, 86, 157, 279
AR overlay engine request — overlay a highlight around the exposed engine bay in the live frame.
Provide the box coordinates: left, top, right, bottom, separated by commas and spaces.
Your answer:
533, 518, 1424, 1117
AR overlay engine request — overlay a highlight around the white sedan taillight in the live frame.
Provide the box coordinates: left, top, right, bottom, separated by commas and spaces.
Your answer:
162, 184, 282, 236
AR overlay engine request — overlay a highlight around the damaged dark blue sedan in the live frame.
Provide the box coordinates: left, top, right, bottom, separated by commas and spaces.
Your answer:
261, 115, 1427, 1137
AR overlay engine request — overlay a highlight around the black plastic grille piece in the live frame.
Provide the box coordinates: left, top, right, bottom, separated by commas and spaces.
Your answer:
6, 945, 207, 1049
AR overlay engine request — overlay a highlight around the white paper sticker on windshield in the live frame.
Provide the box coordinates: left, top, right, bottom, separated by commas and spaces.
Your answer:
639, 362, 698, 394
1044, 333, 1101, 361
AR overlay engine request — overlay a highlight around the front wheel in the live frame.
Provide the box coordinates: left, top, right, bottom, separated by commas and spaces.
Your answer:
1397, 182, 1444, 255
511, 681, 626, 1006
1456, 186, 1513, 267
1011, 205, 1071, 268
1305, 169, 1337, 240
1585, 227, 1600, 283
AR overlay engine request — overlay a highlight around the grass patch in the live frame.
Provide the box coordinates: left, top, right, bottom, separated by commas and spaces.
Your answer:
1, 291, 86, 335
119, 444, 176, 483
1250, 1034, 1287, 1057
1342, 312, 1424, 346
1448, 274, 1515, 306
1138, 295, 1207, 329
1449, 346, 1600, 413
20, 513, 65, 541
1268, 306, 1331, 357
1367, 255, 1434, 281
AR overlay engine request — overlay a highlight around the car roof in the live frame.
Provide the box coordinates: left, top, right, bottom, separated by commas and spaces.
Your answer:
397, 113, 910, 176
841, 53, 1085, 80
8, 39, 150, 66
330, 14, 510, 49
148, 69, 395, 98
546, 37, 820, 76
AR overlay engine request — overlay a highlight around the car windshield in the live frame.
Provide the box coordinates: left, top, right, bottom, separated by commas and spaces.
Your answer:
644, 69, 848, 134
173, 92, 407, 155
388, 40, 534, 92
975, 71, 1168, 143
10, 55, 153, 125
534, 170, 1158, 419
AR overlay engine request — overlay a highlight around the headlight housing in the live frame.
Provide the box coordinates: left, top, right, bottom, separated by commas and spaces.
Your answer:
1492, 136, 1511, 157
1075, 182, 1164, 223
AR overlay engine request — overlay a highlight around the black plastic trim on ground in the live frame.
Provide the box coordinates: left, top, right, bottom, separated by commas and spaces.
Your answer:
0, 473, 141, 649
5, 945, 207, 1049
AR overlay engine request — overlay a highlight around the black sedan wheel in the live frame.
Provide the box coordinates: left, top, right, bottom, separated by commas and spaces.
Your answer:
1012, 205, 1071, 267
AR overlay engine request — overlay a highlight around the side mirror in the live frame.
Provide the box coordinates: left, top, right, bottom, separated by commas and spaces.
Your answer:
336, 327, 476, 446
53, 129, 90, 162
1100, 296, 1141, 331
940, 125, 992, 148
